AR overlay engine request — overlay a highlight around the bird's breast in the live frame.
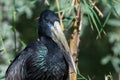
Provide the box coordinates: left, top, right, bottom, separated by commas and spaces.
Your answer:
45, 50, 68, 74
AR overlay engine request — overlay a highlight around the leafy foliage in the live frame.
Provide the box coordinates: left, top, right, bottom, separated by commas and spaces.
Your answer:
0, 0, 36, 79
101, 0, 120, 74
0, 0, 120, 80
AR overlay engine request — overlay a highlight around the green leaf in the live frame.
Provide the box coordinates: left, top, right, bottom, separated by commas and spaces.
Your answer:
19, 39, 26, 48
111, 57, 120, 73
101, 55, 112, 65
0, 75, 5, 79
107, 19, 120, 27
0, 49, 4, 52
83, 0, 101, 37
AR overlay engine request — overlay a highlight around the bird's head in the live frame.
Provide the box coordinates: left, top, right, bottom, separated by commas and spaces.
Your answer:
38, 10, 76, 73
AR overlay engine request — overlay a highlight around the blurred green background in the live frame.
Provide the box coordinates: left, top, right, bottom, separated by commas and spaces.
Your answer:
0, 0, 120, 80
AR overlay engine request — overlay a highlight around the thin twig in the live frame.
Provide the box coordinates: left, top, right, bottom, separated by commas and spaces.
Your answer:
69, 0, 81, 80
72, 0, 75, 6
89, 0, 103, 17
56, 0, 64, 31
45, 0, 50, 6
118, 73, 120, 80
13, 0, 17, 53
0, 34, 10, 64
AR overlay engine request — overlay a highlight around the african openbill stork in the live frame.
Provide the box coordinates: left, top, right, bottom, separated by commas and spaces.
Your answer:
5, 10, 76, 80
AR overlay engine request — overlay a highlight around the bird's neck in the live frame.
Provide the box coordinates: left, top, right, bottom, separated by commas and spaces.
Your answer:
39, 36, 58, 49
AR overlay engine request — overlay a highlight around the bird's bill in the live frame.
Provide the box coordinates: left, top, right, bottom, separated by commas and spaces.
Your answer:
50, 21, 77, 73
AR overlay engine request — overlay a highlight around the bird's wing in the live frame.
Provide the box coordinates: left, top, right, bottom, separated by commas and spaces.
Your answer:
5, 41, 47, 80
5, 47, 31, 80
5, 60, 24, 80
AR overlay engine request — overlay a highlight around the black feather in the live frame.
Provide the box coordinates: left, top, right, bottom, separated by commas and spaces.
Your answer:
5, 10, 69, 80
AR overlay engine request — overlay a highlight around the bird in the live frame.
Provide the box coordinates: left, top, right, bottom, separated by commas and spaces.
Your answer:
5, 10, 76, 80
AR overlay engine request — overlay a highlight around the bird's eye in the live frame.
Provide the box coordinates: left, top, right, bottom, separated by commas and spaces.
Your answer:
45, 17, 49, 22
44, 18, 52, 27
